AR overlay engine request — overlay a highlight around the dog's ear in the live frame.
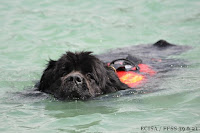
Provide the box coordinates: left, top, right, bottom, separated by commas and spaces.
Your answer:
91, 60, 129, 93
46, 59, 57, 70
103, 66, 129, 93
38, 59, 57, 91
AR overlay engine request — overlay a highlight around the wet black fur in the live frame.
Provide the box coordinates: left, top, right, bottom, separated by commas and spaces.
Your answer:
38, 40, 186, 100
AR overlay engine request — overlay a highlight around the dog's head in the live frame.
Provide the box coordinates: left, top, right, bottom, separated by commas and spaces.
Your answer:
38, 52, 128, 100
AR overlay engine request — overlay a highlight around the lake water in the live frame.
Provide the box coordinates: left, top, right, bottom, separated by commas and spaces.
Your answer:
0, 0, 200, 132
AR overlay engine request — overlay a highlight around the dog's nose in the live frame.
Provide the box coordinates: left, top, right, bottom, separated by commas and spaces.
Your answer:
66, 74, 83, 84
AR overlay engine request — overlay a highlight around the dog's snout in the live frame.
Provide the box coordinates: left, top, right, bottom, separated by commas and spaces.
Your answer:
66, 74, 83, 84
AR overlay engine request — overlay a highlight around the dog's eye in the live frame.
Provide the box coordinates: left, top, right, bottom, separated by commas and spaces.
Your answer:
86, 73, 95, 80
62, 72, 68, 76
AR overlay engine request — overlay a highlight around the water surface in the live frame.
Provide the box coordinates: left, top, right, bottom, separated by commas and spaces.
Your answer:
0, 0, 200, 132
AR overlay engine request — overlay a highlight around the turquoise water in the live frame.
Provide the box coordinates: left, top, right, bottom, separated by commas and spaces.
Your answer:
0, 0, 200, 132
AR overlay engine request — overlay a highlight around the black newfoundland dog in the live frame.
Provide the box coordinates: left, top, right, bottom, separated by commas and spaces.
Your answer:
38, 40, 188, 100
38, 51, 128, 100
